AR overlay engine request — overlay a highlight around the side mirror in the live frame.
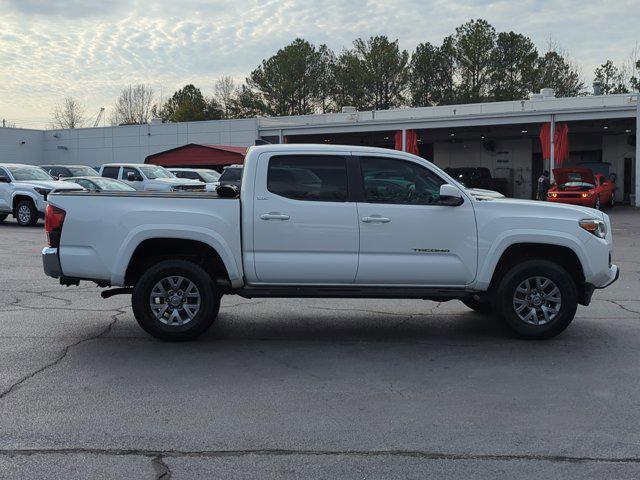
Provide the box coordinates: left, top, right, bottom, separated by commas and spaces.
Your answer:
126, 172, 141, 181
0, 176, 10, 183
439, 184, 464, 206
216, 184, 240, 198
57, 174, 67, 179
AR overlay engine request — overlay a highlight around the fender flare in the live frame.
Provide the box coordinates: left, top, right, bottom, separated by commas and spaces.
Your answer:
474, 229, 591, 290
110, 224, 243, 287
10, 190, 39, 210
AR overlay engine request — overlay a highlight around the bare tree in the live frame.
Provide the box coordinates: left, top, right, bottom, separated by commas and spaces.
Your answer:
51, 97, 86, 129
214, 76, 236, 118
110, 84, 155, 125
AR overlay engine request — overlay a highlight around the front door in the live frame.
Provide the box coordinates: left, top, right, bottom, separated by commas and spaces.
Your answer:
355, 155, 477, 286
251, 153, 359, 284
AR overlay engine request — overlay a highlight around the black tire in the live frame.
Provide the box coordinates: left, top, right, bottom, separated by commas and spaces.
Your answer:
14, 199, 38, 226
594, 195, 601, 210
495, 260, 578, 339
462, 298, 493, 314
131, 259, 220, 341
0, 213, 7, 222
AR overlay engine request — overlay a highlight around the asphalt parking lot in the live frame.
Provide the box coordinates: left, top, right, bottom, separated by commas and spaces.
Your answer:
0, 208, 639, 479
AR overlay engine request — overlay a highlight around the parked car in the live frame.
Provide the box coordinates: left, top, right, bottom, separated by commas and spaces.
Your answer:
43, 144, 618, 341
217, 164, 243, 189
62, 176, 136, 192
547, 167, 615, 210
98, 163, 205, 192
0, 164, 83, 226
41, 165, 99, 179
168, 168, 221, 192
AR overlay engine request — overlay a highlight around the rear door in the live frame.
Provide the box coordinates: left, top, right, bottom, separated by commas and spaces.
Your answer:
251, 153, 359, 284
355, 154, 477, 286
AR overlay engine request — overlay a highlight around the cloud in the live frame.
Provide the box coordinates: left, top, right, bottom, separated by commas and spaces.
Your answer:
0, 0, 638, 127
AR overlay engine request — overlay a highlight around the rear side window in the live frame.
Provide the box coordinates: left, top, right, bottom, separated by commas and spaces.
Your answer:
267, 155, 348, 202
102, 166, 120, 179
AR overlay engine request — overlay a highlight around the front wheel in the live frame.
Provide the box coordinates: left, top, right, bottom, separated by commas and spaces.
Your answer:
132, 259, 220, 341
14, 199, 38, 226
495, 260, 578, 339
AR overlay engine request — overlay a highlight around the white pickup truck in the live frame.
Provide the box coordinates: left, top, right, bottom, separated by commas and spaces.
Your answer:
42, 144, 618, 341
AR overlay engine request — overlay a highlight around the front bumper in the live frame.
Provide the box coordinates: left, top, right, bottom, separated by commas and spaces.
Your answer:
42, 247, 62, 278
547, 197, 593, 206
597, 264, 619, 289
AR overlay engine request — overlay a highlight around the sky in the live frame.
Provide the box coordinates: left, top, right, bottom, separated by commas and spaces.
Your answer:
0, 0, 638, 129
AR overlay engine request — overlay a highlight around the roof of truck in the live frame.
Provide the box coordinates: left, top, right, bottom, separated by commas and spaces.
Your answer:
246, 143, 422, 156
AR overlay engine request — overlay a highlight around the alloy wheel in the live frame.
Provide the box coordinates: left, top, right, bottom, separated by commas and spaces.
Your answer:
17, 205, 32, 224
149, 276, 201, 326
512, 276, 562, 326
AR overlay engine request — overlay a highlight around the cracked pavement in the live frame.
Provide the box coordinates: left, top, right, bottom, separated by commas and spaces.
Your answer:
0, 208, 639, 479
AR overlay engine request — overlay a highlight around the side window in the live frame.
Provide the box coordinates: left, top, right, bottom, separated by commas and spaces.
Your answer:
267, 155, 348, 202
173, 171, 186, 179
122, 167, 142, 181
360, 156, 445, 205
179, 171, 200, 180
102, 166, 120, 179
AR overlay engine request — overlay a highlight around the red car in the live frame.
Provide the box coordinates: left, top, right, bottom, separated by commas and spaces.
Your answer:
547, 167, 615, 210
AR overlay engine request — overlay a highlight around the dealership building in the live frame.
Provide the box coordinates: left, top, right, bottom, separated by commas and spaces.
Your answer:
1, 90, 638, 205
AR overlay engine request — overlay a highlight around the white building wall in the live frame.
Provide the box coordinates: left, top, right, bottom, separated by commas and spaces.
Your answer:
40, 118, 258, 166
603, 134, 635, 202
0, 128, 44, 164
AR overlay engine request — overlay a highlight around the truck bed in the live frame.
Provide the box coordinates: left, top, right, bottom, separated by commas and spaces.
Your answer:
48, 191, 242, 286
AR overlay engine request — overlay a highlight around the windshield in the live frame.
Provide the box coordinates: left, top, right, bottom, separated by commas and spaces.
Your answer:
94, 178, 136, 191
198, 170, 221, 182
8, 167, 53, 181
139, 165, 174, 179
68, 166, 98, 176
220, 167, 242, 182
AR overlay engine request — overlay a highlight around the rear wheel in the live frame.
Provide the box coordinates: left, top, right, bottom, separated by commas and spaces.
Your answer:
594, 195, 601, 210
495, 260, 578, 339
462, 298, 493, 314
132, 259, 220, 341
14, 199, 37, 226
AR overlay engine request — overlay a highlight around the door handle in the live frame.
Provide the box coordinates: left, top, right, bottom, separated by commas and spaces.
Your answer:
260, 212, 290, 221
361, 216, 391, 223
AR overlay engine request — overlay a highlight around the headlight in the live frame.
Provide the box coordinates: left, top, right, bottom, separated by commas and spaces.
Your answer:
581, 192, 593, 198
548, 192, 557, 198
579, 219, 607, 239
33, 187, 51, 199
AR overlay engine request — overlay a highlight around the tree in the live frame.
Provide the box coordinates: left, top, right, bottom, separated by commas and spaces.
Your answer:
51, 96, 85, 129
214, 76, 236, 118
156, 84, 222, 122
533, 47, 584, 97
593, 60, 628, 95
631, 60, 640, 92
453, 19, 496, 102
490, 32, 538, 101
248, 38, 325, 116
110, 84, 155, 125
332, 49, 371, 110
409, 41, 456, 106
337, 36, 409, 110
316, 44, 337, 113
228, 84, 266, 119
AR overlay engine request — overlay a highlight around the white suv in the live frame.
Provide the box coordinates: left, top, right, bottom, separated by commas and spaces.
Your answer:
99, 164, 205, 192
168, 168, 221, 192
0, 164, 83, 226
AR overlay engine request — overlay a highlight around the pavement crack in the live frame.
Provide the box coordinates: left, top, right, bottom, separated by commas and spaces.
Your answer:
152, 454, 172, 479
605, 299, 640, 316
0, 309, 126, 401
0, 448, 639, 465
